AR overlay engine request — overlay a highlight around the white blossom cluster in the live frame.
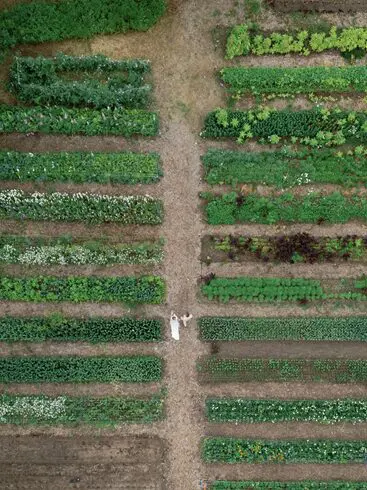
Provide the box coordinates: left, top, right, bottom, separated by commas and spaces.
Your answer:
0, 396, 66, 422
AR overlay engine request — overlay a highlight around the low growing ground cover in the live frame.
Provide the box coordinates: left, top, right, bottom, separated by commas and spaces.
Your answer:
211, 483, 367, 490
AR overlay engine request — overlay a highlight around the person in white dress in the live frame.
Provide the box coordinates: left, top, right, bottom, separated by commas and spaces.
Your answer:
170, 311, 180, 340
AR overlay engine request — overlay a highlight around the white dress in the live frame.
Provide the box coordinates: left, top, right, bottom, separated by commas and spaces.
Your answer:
170, 316, 180, 340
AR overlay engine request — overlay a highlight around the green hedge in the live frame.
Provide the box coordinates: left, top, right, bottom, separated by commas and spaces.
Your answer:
211, 483, 367, 490
0, 393, 164, 424
0, 356, 162, 383
198, 317, 367, 341
197, 358, 367, 383
0, 275, 165, 304
0, 0, 166, 49
220, 66, 367, 96
0, 150, 162, 184
9, 55, 152, 109
206, 398, 367, 423
203, 438, 367, 463
204, 192, 367, 225
0, 315, 163, 342
0, 190, 163, 224
202, 148, 367, 187
0, 106, 158, 136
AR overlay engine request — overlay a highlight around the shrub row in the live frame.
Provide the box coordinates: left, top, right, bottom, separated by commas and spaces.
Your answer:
226, 24, 367, 59
9, 55, 152, 109
201, 108, 367, 145
206, 398, 367, 423
0, 275, 165, 304
0, 356, 162, 383
220, 65, 367, 96
0, 106, 158, 136
203, 192, 367, 225
197, 358, 367, 383
0, 150, 162, 184
0, 315, 163, 342
198, 317, 367, 341
0, 393, 164, 425
203, 438, 367, 463
211, 482, 367, 490
202, 148, 367, 187
0, 0, 166, 49
0, 190, 163, 224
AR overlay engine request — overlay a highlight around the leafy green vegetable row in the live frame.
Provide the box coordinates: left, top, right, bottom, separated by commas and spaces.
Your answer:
0, 275, 165, 304
211, 482, 367, 490
0, 190, 163, 224
0, 106, 158, 136
0, 150, 162, 184
9, 55, 152, 109
199, 317, 367, 341
0, 393, 164, 425
203, 192, 367, 225
0, 356, 162, 383
206, 398, 367, 423
0, 315, 163, 342
203, 438, 367, 463
198, 358, 367, 383
202, 148, 367, 187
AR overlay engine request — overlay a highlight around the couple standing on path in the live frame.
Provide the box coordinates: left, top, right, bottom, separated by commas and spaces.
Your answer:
170, 311, 193, 340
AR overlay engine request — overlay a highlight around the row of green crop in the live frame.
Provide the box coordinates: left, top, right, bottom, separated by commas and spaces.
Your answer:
198, 358, 367, 383
220, 65, 367, 96
203, 192, 367, 225
0, 190, 163, 224
198, 317, 367, 341
0, 0, 166, 50
0, 106, 158, 136
226, 24, 367, 59
211, 482, 367, 490
0, 356, 162, 383
0, 315, 162, 342
0, 150, 162, 184
9, 55, 152, 109
202, 147, 367, 187
202, 108, 367, 146
0, 393, 164, 425
203, 438, 367, 463
0, 275, 165, 304
206, 398, 367, 423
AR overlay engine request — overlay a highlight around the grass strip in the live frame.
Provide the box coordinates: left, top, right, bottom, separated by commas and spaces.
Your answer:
211, 483, 367, 490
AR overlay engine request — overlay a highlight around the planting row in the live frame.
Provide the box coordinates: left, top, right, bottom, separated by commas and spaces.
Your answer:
0, 275, 165, 304
202, 148, 367, 187
0, 315, 163, 342
203, 192, 367, 225
0, 150, 162, 184
9, 55, 152, 109
0, 190, 163, 224
199, 316, 367, 341
211, 483, 367, 490
0, 356, 162, 383
206, 398, 367, 423
198, 358, 367, 383
0, 393, 164, 425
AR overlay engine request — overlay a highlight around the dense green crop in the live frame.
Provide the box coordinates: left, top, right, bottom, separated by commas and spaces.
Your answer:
211, 482, 367, 490
0, 190, 163, 224
0, 356, 162, 383
0, 150, 162, 184
0, 275, 165, 304
206, 398, 367, 423
202, 148, 367, 187
198, 358, 367, 383
199, 317, 367, 341
0, 106, 158, 136
0, 315, 163, 342
0, 393, 164, 425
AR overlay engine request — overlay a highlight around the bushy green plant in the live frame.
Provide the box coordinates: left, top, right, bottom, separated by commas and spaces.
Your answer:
211, 483, 367, 490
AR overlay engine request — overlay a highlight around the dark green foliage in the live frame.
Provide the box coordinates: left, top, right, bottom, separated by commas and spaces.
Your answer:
211, 483, 367, 490
203, 438, 367, 463
202, 148, 367, 187
206, 398, 367, 423
0, 356, 162, 383
198, 358, 367, 383
0, 315, 163, 342
0, 150, 162, 184
199, 317, 367, 341
0, 275, 165, 304
0, 105, 158, 136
